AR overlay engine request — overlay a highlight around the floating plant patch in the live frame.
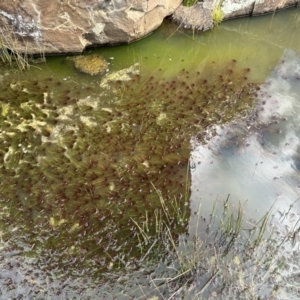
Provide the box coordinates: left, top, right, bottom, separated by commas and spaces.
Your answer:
67, 54, 108, 75
0, 60, 260, 282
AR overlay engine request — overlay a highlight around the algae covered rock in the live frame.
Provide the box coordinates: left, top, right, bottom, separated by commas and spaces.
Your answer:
69, 54, 108, 75
100, 63, 140, 89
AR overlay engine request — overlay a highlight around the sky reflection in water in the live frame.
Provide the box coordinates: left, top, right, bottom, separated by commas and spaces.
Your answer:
190, 50, 300, 228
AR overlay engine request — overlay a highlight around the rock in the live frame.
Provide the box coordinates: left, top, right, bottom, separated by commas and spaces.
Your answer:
173, 0, 299, 31
0, 0, 181, 55
221, 0, 256, 18
172, 3, 213, 31
252, 0, 298, 15
221, 0, 299, 19
68, 54, 108, 76
100, 63, 140, 89
0, 0, 299, 55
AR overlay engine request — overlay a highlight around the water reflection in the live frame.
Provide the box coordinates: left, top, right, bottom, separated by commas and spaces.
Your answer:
190, 49, 300, 233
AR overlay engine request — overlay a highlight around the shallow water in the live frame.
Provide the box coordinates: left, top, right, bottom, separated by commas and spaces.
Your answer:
0, 6, 300, 299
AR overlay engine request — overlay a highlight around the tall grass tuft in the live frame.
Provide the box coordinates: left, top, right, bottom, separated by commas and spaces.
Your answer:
0, 25, 45, 71
132, 189, 300, 299
183, 0, 198, 7
211, 0, 224, 26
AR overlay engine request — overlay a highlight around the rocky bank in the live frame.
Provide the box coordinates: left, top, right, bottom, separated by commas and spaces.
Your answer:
0, 0, 299, 55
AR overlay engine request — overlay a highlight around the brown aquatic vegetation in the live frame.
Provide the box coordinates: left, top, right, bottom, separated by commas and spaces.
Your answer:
67, 54, 108, 76
0, 60, 260, 281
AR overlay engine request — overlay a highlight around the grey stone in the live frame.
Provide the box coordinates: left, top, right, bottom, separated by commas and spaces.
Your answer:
0, 0, 181, 54
0, 0, 299, 55
172, 3, 214, 31
221, 0, 299, 19
172, 0, 299, 32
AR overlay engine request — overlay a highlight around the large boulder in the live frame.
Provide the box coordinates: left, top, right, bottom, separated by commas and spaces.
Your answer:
172, 0, 300, 31
0, 0, 182, 55
252, 0, 298, 15
172, 2, 213, 31
220, 0, 299, 19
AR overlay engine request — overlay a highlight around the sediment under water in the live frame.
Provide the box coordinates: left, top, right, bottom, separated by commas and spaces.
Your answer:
0, 59, 259, 282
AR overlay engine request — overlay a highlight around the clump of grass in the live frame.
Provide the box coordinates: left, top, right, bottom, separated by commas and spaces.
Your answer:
132, 190, 300, 299
0, 32, 30, 70
0, 25, 45, 71
183, 0, 198, 7
211, 1, 224, 26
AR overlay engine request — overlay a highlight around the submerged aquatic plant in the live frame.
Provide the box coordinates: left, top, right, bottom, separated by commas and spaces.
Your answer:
0, 59, 260, 285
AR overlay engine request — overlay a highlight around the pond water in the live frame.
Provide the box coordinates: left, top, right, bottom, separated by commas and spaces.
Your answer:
1, 6, 300, 299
